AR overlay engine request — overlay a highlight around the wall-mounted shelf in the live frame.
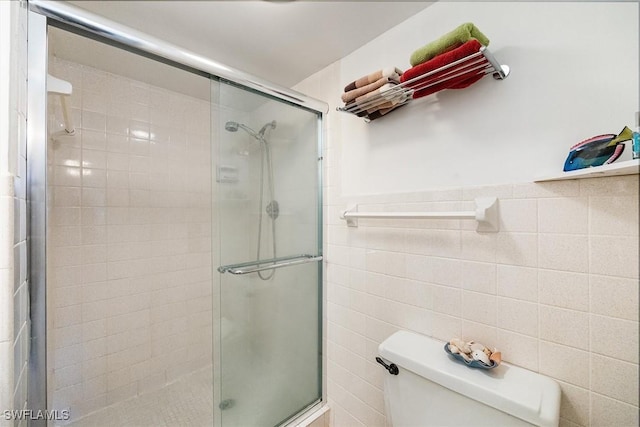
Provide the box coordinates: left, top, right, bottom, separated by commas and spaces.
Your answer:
341, 197, 499, 232
337, 47, 509, 122
534, 159, 640, 182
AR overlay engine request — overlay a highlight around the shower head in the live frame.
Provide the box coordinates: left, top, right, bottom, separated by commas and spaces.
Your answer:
225, 120, 276, 142
225, 121, 260, 139
224, 121, 239, 132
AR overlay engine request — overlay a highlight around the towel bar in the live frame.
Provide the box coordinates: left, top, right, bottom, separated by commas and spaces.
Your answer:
340, 197, 499, 232
218, 254, 323, 275
337, 47, 509, 121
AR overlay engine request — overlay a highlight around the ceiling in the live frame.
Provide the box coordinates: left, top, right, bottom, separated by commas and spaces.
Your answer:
65, 1, 434, 88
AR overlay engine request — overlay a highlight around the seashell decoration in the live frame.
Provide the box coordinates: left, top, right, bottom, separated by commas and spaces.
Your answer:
446, 338, 501, 369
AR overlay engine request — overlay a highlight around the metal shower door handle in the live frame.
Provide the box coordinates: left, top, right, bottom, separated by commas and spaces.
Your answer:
218, 254, 322, 275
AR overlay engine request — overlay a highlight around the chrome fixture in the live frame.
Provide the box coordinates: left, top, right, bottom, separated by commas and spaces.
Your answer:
225, 120, 279, 279
218, 254, 323, 275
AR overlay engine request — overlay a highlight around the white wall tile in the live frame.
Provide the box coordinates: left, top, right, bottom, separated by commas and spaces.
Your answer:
590, 275, 639, 321
82, 169, 107, 189
539, 341, 589, 388
538, 234, 588, 273
460, 231, 496, 263
431, 285, 462, 317
557, 381, 589, 427
52, 187, 81, 207
590, 315, 638, 364
54, 286, 83, 308
589, 196, 639, 236
366, 227, 405, 252
52, 207, 81, 227
462, 291, 496, 326
580, 175, 639, 197
496, 233, 537, 267
538, 197, 588, 234
430, 313, 462, 343
496, 330, 538, 371
53, 165, 82, 187
590, 235, 639, 279
50, 226, 81, 247
496, 264, 538, 302
82, 130, 106, 151
406, 255, 461, 288
53, 146, 81, 167
463, 185, 513, 201
461, 261, 496, 294
390, 279, 432, 309
539, 306, 589, 350
83, 111, 106, 133
539, 269, 589, 312
404, 229, 460, 258
0, 341, 15, 412
497, 297, 538, 337
54, 325, 82, 350
591, 354, 638, 406
590, 393, 639, 427
497, 199, 538, 232
513, 182, 580, 199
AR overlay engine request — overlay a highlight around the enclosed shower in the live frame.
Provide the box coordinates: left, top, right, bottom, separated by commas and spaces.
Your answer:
27, 2, 325, 426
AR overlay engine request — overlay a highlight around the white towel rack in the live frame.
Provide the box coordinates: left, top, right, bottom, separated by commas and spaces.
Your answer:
341, 197, 499, 232
337, 47, 509, 122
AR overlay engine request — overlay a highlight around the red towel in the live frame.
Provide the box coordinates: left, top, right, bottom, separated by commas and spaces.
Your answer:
400, 39, 487, 99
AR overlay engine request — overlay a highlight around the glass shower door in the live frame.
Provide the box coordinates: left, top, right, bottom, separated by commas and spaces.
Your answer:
215, 81, 322, 426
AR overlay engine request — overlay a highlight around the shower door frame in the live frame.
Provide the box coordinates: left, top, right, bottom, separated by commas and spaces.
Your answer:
26, 1, 327, 425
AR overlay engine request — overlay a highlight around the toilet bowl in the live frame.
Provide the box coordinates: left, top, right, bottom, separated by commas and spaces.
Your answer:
378, 331, 561, 427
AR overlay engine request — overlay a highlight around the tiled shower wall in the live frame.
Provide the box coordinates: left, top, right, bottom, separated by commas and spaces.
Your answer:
0, 1, 29, 425
47, 58, 213, 422
295, 64, 640, 427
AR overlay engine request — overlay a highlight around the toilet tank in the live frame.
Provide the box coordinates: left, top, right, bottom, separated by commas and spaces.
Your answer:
378, 331, 561, 427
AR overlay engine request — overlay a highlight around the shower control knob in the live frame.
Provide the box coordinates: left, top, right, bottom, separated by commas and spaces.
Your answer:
266, 200, 279, 220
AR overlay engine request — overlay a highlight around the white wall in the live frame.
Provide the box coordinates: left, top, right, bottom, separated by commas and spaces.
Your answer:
338, 2, 638, 195
0, 1, 29, 425
294, 2, 639, 426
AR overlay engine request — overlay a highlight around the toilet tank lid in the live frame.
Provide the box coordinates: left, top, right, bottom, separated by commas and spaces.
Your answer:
379, 331, 561, 427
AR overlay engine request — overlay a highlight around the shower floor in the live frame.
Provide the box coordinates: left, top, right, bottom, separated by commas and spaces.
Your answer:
67, 368, 214, 427
64, 355, 315, 426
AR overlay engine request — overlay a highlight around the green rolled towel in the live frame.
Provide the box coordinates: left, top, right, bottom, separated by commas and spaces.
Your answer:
410, 23, 490, 67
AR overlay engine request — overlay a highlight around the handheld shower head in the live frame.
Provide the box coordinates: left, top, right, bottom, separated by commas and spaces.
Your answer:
225, 120, 276, 142
225, 121, 260, 139
225, 121, 239, 132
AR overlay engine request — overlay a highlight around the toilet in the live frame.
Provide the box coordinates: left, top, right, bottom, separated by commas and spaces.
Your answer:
378, 331, 561, 427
